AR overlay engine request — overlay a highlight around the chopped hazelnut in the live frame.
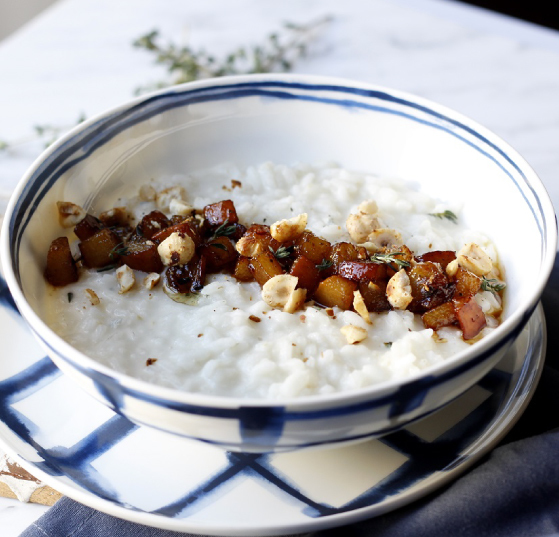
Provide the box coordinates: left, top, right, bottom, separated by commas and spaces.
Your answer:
57, 201, 86, 228
341, 325, 368, 344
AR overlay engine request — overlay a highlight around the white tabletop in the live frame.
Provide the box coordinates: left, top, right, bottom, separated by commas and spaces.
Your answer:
1, 0, 559, 534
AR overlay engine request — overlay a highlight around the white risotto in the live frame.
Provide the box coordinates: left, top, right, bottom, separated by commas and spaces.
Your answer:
45, 162, 503, 399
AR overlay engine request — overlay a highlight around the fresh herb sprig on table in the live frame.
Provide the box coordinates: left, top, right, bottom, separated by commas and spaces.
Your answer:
1, 17, 330, 153
133, 17, 331, 93
0, 113, 86, 153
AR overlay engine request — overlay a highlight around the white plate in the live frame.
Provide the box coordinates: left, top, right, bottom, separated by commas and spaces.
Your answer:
0, 276, 546, 536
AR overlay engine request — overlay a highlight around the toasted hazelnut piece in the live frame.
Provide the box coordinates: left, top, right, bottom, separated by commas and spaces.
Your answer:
346, 200, 383, 243
446, 258, 459, 277
99, 206, 131, 227
57, 201, 86, 228
155, 186, 186, 211
457, 243, 493, 277
346, 215, 382, 244
139, 184, 156, 201
284, 287, 307, 314
341, 324, 368, 344
262, 274, 301, 310
446, 259, 458, 277
386, 268, 413, 310
157, 232, 195, 266
236, 235, 266, 257
169, 198, 193, 216
116, 265, 135, 294
357, 200, 379, 215
353, 290, 372, 324
364, 229, 403, 253
270, 213, 307, 242
85, 288, 100, 306
143, 272, 161, 290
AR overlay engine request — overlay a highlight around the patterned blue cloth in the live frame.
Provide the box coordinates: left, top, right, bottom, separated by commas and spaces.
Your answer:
20, 256, 559, 537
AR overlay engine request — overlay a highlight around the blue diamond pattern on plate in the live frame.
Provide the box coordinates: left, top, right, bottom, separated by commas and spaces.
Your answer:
0, 275, 546, 534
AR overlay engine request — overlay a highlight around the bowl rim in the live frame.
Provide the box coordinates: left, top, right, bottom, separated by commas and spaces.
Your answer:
1, 72, 556, 410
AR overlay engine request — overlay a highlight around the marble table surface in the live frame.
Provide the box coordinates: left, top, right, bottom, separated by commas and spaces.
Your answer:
0, 0, 558, 534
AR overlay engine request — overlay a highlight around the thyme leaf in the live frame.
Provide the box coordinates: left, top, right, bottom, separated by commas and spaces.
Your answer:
109, 243, 128, 259
212, 219, 236, 238
97, 264, 117, 273
481, 276, 506, 294
270, 245, 293, 259
429, 210, 458, 224
67, 292, 73, 303
133, 16, 332, 93
370, 252, 410, 269
317, 258, 333, 271
210, 242, 228, 251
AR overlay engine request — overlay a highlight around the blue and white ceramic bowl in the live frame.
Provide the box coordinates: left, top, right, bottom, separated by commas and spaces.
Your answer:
1, 74, 556, 452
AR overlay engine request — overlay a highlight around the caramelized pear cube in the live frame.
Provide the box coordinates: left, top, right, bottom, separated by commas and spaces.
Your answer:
74, 214, 104, 241
338, 261, 388, 283
233, 256, 254, 282
313, 275, 357, 310
137, 210, 171, 240
422, 301, 456, 330
453, 267, 481, 307
122, 240, 163, 273
200, 237, 238, 272
44, 236, 78, 287
294, 231, 332, 264
456, 297, 486, 340
408, 261, 454, 313
203, 200, 239, 226
415, 250, 456, 271
152, 219, 201, 246
236, 224, 280, 257
249, 251, 284, 286
290, 255, 320, 293
79, 228, 121, 268
358, 281, 391, 312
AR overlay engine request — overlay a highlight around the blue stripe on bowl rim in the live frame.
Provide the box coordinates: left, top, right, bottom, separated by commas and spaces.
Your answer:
8, 79, 548, 280
0, 312, 540, 516
25, 302, 534, 449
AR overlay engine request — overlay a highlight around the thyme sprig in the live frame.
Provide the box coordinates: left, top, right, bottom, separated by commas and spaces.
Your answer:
481, 277, 506, 294
429, 210, 458, 224
2, 17, 330, 151
133, 17, 332, 93
270, 245, 294, 259
212, 219, 236, 239
370, 252, 411, 269
97, 264, 117, 273
317, 258, 333, 271
109, 243, 129, 260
